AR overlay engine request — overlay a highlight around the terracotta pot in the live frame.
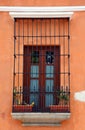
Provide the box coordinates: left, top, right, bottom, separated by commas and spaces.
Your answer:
13, 105, 33, 112
49, 105, 69, 112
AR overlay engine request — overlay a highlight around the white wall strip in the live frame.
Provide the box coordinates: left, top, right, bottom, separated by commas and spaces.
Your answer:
74, 91, 85, 102
0, 6, 85, 12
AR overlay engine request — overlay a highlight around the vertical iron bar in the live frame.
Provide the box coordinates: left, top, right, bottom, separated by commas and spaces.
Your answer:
54, 18, 56, 105
45, 19, 47, 51
23, 19, 24, 106
48, 19, 53, 105
36, 19, 39, 112
31, 18, 34, 108
27, 19, 28, 89
13, 19, 16, 90
44, 19, 48, 111
27, 19, 29, 105
32, 18, 33, 79
18, 19, 20, 94
58, 19, 62, 108
63, 19, 65, 94
40, 19, 43, 111
35, 19, 37, 111
68, 18, 70, 112
13, 18, 16, 109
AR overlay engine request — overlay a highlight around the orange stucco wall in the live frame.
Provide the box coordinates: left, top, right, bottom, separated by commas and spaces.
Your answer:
0, 0, 85, 6
0, 1, 85, 130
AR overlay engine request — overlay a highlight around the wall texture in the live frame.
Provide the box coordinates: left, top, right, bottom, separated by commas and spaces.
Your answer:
0, 1, 85, 130
0, 0, 85, 6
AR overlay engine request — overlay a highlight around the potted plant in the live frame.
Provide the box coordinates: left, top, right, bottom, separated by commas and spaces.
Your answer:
13, 103, 34, 112
13, 88, 35, 112
58, 90, 69, 105
49, 89, 69, 112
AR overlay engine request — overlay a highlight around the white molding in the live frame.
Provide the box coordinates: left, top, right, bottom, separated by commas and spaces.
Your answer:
11, 112, 70, 126
0, 6, 85, 18
0, 6, 85, 12
9, 12, 73, 18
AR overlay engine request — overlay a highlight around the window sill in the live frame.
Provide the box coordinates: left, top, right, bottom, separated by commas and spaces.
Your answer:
11, 112, 70, 126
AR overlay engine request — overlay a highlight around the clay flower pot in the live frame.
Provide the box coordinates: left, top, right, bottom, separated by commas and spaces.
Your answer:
13, 105, 33, 112
49, 105, 69, 112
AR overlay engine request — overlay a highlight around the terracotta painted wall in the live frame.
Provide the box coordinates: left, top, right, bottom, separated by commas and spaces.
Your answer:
0, 1, 85, 130
0, 0, 85, 6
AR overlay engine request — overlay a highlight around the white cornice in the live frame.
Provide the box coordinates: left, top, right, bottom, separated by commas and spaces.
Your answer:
9, 12, 73, 18
0, 6, 85, 18
0, 6, 85, 12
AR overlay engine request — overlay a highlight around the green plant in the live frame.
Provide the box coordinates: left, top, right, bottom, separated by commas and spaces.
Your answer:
31, 51, 39, 63
13, 87, 21, 105
13, 87, 17, 96
57, 90, 69, 105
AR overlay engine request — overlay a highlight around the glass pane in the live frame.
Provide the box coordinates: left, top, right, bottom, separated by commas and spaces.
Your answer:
31, 65, 39, 78
46, 65, 54, 78
45, 94, 53, 107
30, 80, 39, 92
30, 94, 39, 106
31, 51, 39, 63
46, 51, 54, 64
46, 80, 53, 92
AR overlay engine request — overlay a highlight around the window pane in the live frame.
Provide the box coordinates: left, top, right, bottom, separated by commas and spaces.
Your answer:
45, 94, 53, 107
30, 94, 39, 106
46, 51, 54, 64
31, 65, 39, 78
46, 65, 54, 78
46, 80, 53, 92
30, 80, 39, 92
30, 80, 39, 106
31, 51, 39, 63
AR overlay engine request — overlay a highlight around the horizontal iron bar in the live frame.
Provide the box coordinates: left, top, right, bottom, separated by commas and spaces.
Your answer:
14, 35, 69, 38
14, 72, 70, 75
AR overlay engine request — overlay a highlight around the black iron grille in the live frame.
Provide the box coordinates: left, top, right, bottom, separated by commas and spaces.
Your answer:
13, 18, 70, 113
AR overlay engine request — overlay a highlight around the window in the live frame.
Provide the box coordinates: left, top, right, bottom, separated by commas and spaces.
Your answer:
23, 46, 60, 112
13, 18, 70, 113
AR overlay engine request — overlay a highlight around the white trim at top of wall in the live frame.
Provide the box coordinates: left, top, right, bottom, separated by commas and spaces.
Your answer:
0, 6, 85, 18
0, 6, 85, 12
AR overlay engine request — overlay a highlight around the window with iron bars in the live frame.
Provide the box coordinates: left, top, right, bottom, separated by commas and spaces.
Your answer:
13, 18, 70, 113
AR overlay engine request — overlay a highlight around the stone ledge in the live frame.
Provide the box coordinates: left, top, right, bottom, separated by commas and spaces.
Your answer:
11, 112, 70, 126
